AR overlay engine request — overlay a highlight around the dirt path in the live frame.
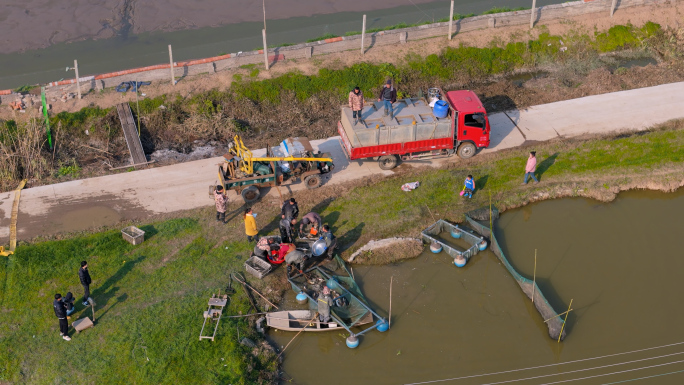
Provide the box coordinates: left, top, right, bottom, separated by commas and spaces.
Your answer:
1, 80, 684, 243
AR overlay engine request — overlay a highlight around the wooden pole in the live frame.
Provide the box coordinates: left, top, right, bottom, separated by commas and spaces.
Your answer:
262, 29, 270, 70
448, 1, 454, 40
233, 273, 278, 309
557, 299, 573, 343
389, 276, 393, 329
610, 0, 617, 17
277, 312, 318, 359
168, 45, 175, 86
532, 249, 537, 303
544, 308, 574, 323
263, 0, 267, 30
530, 0, 537, 29
361, 14, 366, 55
489, 191, 493, 236
73, 60, 81, 99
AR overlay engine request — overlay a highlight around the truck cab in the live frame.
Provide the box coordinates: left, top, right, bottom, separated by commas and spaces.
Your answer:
445, 90, 491, 158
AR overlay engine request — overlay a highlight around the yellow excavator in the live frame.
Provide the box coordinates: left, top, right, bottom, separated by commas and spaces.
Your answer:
217, 135, 335, 203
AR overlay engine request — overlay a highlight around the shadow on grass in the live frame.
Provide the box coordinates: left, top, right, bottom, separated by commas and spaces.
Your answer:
91, 255, 146, 320
138, 224, 158, 240
538, 152, 559, 180
476, 174, 489, 192
338, 222, 365, 252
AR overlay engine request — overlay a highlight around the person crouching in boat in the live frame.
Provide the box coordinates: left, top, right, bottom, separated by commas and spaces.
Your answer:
285, 248, 307, 277
318, 286, 333, 323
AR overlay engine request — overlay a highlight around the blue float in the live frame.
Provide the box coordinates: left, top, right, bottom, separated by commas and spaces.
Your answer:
296, 292, 308, 304
430, 242, 442, 254
346, 335, 360, 348
454, 255, 467, 267
376, 319, 389, 332
450, 229, 462, 239
478, 240, 488, 251
433, 100, 449, 119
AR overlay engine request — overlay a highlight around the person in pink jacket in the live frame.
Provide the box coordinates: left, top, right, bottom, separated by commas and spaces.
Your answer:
523, 151, 539, 184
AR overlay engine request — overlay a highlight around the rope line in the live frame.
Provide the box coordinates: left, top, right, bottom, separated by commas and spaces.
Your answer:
478, 352, 684, 385
599, 368, 684, 384
537, 359, 684, 385
403, 341, 684, 385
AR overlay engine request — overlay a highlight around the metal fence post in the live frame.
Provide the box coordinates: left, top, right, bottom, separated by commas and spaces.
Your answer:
263, 29, 270, 70
530, 0, 537, 29
448, 0, 454, 40
73, 60, 81, 99
361, 14, 366, 54
168, 45, 175, 86
610, 0, 617, 17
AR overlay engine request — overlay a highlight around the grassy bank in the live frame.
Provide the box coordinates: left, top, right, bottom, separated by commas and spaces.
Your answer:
2, 119, 683, 383
2, 20, 682, 192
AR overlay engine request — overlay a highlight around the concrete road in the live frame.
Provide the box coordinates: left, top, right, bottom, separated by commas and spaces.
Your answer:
2, 81, 684, 242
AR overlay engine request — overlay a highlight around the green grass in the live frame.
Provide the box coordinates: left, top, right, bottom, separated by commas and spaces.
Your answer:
1, 122, 683, 383
306, 33, 339, 43
482, 6, 528, 15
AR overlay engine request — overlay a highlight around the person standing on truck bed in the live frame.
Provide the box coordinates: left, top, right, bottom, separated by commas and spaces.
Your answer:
349, 86, 364, 126
281, 198, 299, 221
377, 79, 397, 119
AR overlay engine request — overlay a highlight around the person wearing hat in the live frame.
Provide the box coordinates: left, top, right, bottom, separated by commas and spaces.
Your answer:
214, 185, 228, 223
53, 294, 71, 341
377, 79, 397, 119
523, 151, 539, 185
299, 211, 322, 237
317, 286, 333, 323
349, 86, 365, 126
285, 248, 307, 277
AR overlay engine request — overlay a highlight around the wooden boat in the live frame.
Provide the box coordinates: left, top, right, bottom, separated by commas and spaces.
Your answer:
266, 309, 373, 332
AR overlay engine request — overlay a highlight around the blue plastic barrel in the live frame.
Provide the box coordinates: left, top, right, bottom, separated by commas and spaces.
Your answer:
433, 100, 449, 119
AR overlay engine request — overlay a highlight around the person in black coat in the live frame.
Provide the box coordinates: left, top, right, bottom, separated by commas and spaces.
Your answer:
78, 261, 92, 306
281, 198, 299, 221
53, 294, 71, 341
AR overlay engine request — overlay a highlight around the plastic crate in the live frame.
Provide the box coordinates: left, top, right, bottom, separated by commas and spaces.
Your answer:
121, 226, 145, 245
245, 255, 272, 279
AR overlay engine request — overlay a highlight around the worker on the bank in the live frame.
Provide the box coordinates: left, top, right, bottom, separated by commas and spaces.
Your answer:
462, 175, 475, 199
377, 79, 397, 119
253, 237, 278, 260
78, 261, 92, 307
279, 217, 297, 243
53, 294, 71, 341
317, 286, 333, 323
299, 212, 322, 236
320, 225, 337, 260
214, 185, 227, 223
285, 248, 307, 277
349, 86, 364, 125
244, 207, 259, 242
281, 198, 299, 221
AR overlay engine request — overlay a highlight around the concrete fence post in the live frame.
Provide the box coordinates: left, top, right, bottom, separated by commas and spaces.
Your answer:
530, 0, 537, 29
361, 14, 367, 55
168, 45, 175, 86
262, 29, 270, 70
610, 0, 617, 17
73, 60, 82, 99
448, 0, 454, 40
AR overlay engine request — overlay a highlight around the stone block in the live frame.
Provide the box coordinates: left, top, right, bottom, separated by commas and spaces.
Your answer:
400, 32, 408, 44
488, 18, 497, 28
305, 46, 313, 58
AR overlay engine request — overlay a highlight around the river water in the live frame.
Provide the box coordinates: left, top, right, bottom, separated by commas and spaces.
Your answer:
0, 0, 565, 90
270, 189, 684, 384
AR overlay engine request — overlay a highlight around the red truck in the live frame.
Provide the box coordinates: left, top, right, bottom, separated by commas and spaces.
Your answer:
338, 89, 491, 169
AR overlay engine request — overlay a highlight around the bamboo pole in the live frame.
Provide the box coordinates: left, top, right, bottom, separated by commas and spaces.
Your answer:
233, 273, 279, 309
168, 45, 175, 86
73, 60, 81, 99
532, 249, 537, 303
361, 15, 367, 55
544, 308, 574, 323
530, 0, 537, 29
389, 276, 393, 329
277, 312, 318, 359
557, 299, 573, 343
448, 1, 454, 40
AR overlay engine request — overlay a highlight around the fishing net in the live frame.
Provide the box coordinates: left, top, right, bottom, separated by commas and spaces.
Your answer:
465, 207, 567, 341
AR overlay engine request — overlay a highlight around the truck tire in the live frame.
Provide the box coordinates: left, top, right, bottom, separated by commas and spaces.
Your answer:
378, 155, 398, 170
241, 186, 261, 203
457, 142, 476, 159
304, 175, 322, 189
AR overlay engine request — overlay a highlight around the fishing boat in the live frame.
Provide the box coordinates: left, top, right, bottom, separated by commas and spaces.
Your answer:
266, 309, 373, 332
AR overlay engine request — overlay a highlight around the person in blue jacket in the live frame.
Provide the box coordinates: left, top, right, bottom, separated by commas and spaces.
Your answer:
463, 175, 475, 198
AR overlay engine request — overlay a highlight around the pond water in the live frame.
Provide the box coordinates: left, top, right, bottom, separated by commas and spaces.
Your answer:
269, 189, 684, 384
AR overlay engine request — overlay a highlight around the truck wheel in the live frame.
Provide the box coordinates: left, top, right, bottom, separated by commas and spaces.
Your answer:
241, 186, 261, 203
378, 155, 398, 170
304, 175, 322, 189
457, 142, 476, 159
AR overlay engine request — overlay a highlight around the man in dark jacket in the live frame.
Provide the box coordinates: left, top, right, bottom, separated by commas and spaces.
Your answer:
279, 218, 296, 244
320, 225, 337, 260
377, 79, 397, 119
53, 294, 71, 341
281, 198, 299, 221
78, 261, 92, 306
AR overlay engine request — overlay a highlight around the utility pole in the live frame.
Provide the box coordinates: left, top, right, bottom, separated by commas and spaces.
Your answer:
530, 0, 537, 29
610, 0, 617, 17
73, 60, 81, 99
263, 0, 270, 70
168, 45, 175, 86
361, 14, 367, 55
448, 1, 454, 40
